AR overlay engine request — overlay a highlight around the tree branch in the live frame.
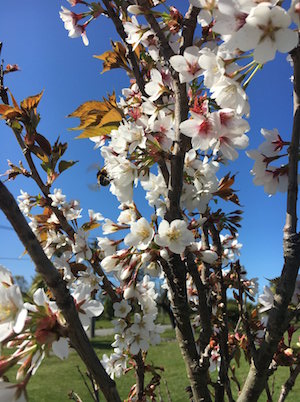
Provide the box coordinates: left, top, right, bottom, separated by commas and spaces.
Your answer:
278, 362, 300, 402
160, 255, 212, 402
238, 42, 300, 402
102, 0, 147, 96
0, 180, 121, 402
182, 5, 200, 52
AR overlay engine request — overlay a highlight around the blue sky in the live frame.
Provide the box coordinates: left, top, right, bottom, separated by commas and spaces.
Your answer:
0, 1, 296, 293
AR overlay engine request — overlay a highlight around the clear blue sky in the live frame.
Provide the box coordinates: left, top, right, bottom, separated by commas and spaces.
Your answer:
0, 1, 296, 293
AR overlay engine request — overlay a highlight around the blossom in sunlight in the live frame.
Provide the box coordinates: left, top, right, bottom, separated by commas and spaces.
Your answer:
211, 108, 249, 160
72, 229, 92, 263
155, 220, 194, 254
0, 266, 27, 343
198, 48, 225, 88
48, 188, 66, 207
189, 0, 217, 26
210, 77, 249, 116
73, 285, 104, 329
59, 6, 89, 46
235, 3, 298, 64
145, 69, 169, 102
124, 16, 154, 50
258, 286, 274, 313
179, 111, 220, 151
124, 218, 154, 250
170, 46, 203, 83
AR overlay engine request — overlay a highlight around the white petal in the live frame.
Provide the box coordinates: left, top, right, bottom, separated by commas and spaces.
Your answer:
52, 338, 69, 360
236, 24, 260, 51
275, 29, 298, 53
253, 38, 277, 64
170, 55, 188, 73
184, 46, 200, 64
13, 308, 27, 334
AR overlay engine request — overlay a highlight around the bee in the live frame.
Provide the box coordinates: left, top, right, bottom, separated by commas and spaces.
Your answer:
87, 164, 111, 191
97, 167, 110, 187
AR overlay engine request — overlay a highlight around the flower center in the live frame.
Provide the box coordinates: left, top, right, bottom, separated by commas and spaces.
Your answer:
168, 228, 180, 241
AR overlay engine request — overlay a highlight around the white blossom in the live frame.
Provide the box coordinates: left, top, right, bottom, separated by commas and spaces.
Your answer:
155, 220, 194, 254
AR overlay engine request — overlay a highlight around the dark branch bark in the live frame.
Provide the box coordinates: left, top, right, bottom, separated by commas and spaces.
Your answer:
209, 223, 233, 402
186, 252, 211, 353
0, 181, 121, 402
133, 351, 145, 401
136, 0, 175, 61
161, 256, 212, 402
182, 6, 200, 52
278, 362, 300, 402
237, 42, 300, 402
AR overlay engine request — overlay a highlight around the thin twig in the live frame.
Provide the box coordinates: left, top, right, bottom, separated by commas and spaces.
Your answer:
102, 0, 147, 96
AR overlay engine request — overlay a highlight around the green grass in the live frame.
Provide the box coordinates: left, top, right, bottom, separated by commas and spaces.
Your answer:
5, 330, 300, 401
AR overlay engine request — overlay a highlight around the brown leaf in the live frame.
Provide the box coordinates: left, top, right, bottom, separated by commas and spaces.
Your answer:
94, 41, 131, 74
0, 104, 13, 115
35, 133, 52, 156
20, 90, 44, 111
214, 173, 240, 206
70, 92, 123, 138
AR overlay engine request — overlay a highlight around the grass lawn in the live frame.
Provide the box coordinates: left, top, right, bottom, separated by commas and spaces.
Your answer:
6, 329, 300, 401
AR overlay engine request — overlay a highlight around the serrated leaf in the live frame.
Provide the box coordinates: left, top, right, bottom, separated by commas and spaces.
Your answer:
58, 160, 78, 173
20, 90, 44, 110
69, 92, 122, 138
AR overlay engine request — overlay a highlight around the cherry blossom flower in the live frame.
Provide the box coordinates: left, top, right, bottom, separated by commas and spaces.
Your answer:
189, 0, 217, 26
101, 352, 127, 379
258, 286, 274, 313
113, 300, 132, 318
246, 149, 290, 195
0, 266, 27, 343
124, 16, 153, 51
170, 46, 203, 83
17, 190, 32, 215
235, 3, 298, 64
210, 77, 249, 116
145, 69, 169, 102
209, 348, 221, 372
127, 331, 149, 355
155, 220, 194, 254
213, 0, 255, 36
180, 111, 220, 151
198, 48, 225, 88
211, 108, 249, 160
72, 229, 92, 263
124, 218, 154, 250
59, 6, 89, 46
73, 285, 104, 329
